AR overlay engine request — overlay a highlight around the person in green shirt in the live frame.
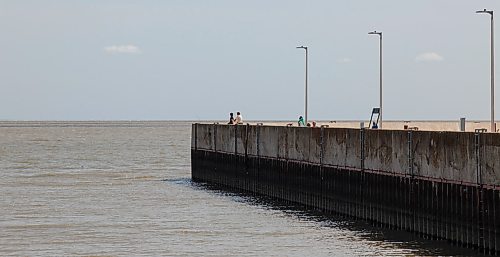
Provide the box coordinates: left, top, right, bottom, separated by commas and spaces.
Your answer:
298, 116, 305, 127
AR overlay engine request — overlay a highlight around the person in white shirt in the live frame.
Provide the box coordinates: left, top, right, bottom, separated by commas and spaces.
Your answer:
234, 112, 243, 124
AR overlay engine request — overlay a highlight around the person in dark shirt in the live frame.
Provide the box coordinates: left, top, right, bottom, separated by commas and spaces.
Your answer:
228, 113, 235, 124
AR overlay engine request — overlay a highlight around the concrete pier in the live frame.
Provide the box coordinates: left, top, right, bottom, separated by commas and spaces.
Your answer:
191, 123, 500, 254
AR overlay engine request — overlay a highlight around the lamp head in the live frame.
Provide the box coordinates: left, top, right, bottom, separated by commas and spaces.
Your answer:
476, 9, 493, 15
296, 46, 307, 49
368, 31, 382, 36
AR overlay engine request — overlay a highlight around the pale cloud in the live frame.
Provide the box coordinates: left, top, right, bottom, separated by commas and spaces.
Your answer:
415, 52, 444, 62
104, 45, 141, 54
337, 57, 352, 63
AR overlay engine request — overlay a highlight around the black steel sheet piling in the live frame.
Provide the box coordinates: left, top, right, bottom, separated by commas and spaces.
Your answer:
191, 124, 500, 254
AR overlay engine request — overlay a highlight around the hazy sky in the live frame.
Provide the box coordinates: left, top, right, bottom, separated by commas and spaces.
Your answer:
1, 1, 500, 121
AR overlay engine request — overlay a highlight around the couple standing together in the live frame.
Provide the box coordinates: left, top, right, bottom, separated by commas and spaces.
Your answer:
228, 112, 243, 125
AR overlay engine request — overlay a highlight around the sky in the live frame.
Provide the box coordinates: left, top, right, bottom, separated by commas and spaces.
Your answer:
1, 1, 500, 121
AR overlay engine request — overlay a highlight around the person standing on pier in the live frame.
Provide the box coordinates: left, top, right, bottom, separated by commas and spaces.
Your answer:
298, 116, 305, 127
235, 112, 243, 124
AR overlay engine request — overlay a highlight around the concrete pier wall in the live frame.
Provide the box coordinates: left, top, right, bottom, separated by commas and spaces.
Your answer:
191, 123, 500, 253
194, 124, 500, 185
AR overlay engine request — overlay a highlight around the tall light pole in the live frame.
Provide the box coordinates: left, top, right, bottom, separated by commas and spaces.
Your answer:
297, 46, 309, 123
476, 9, 495, 132
369, 31, 383, 129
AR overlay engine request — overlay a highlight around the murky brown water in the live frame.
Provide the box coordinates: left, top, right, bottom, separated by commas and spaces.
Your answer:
0, 121, 482, 256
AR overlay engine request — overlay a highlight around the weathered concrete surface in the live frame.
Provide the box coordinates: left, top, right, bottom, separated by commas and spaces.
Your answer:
322, 128, 348, 167
309, 128, 322, 164
215, 125, 234, 153
364, 129, 409, 175
195, 124, 214, 150
345, 129, 362, 169
258, 126, 280, 158
286, 127, 311, 162
411, 131, 477, 184
482, 133, 500, 185
246, 126, 259, 156
235, 125, 247, 155
193, 123, 499, 186
277, 127, 288, 159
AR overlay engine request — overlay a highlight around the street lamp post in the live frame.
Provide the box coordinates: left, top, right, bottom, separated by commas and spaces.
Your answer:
476, 9, 495, 132
297, 46, 309, 124
369, 31, 383, 129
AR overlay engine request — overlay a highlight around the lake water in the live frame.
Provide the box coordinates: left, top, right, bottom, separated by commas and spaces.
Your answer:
0, 121, 482, 256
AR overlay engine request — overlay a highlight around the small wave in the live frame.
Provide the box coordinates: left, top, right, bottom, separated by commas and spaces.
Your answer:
115, 175, 158, 181
162, 178, 192, 185
22, 172, 59, 178
30, 138, 50, 142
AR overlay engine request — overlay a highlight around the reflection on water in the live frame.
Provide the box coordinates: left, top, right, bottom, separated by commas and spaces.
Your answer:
191, 182, 484, 257
0, 121, 485, 256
